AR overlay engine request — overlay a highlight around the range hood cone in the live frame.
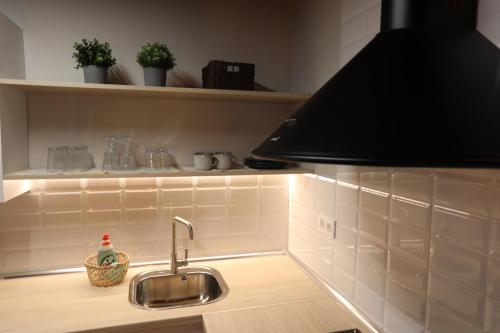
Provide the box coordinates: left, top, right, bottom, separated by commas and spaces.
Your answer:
252, 0, 500, 167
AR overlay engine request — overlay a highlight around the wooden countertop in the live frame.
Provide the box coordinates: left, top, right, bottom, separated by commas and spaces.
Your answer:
203, 298, 370, 333
0, 255, 372, 333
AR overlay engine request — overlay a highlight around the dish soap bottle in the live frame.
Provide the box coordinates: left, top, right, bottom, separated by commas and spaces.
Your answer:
97, 233, 118, 267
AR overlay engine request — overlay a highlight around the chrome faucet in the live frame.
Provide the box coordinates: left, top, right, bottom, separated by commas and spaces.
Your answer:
170, 216, 194, 274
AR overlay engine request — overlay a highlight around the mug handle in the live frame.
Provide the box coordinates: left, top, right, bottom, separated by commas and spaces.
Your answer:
211, 156, 218, 168
231, 155, 237, 163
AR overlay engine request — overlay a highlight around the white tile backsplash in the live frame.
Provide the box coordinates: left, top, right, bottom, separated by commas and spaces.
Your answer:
317, 178, 336, 218
124, 208, 158, 225
86, 209, 121, 226
390, 196, 430, 232
0, 193, 40, 212
228, 204, 258, 220
333, 265, 356, 302
334, 223, 357, 253
387, 279, 425, 323
86, 191, 121, 210
434, 171, 492, 218
432, 207, 490, 253
385, 301, 425, 333
0, 175, 288, 274
428, 270, 486, 330
360, 167, 391, 193
124, 190, 158, 209
43, 211, 82, 228
430, 239, 487, 293
293, 166, 499, 333
492, 256, 500, 302
356, 280, 386, 327
389, 248, 427, 294
491, 299, 500, 333
428, 301, 483, 333
195, 176, 227, 188
389, 222, 428, 261
334, 246, 356, 274
392, 169, 433, 203
161, 189, 193, 206
229, 187, 258, 204
86, 178, 121, 191
0, 212, 41, 231
358, 211, 388, 245
162, 177, 193, 189
356, 255, 387, 296
42, 192, 82, 211
43, 179, 82, 192
360, 187, 389, 218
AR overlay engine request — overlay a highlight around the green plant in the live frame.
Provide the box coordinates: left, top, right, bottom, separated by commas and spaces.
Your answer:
136, 42, 176, 69
72, 38, 117, 69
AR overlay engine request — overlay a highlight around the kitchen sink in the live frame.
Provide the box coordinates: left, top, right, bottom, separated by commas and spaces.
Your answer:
129, 266, 229, 310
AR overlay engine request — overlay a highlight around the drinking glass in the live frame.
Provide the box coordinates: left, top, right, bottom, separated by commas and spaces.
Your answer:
47, 146, 70, 171
145, 148, 155, 169
155, 147, 168, 169
119, 137, 137, 171
102, 137, 120, 171
70, 146, 93, 171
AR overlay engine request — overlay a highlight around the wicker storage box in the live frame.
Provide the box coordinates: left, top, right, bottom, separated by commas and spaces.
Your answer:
84, 251, 129, 287
202, 60, 255, 90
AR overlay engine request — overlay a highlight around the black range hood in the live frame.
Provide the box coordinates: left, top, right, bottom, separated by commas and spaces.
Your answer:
253, 0, 500, 167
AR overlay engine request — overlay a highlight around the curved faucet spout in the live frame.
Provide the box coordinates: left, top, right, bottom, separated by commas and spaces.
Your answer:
173, 216, 194, 239
171, 216, 194, 274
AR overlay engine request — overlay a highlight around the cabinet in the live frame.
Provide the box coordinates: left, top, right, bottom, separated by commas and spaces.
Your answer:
0, 79, 310, 202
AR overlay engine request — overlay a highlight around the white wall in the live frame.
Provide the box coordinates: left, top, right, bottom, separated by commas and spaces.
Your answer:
0, 12, 24, 79
0, 13, 27, 202
478, 0, 500, 48
290, 0, 342, 93
0, 0, 294, 91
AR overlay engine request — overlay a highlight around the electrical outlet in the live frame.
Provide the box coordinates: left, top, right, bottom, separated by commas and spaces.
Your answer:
318, 214, 334, 238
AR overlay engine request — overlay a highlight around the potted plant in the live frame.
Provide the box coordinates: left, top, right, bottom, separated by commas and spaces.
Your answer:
72, 38, 117, 84
136, 42, 176, 87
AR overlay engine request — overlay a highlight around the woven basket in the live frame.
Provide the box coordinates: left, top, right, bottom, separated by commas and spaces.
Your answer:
84, 251, 129, 287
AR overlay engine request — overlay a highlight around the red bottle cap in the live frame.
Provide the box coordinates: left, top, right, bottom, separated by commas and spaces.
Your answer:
101, 233, 111, 246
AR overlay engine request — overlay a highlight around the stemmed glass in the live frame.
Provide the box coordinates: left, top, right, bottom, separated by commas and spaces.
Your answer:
119, 137, 137, 171
101, 137, 121, 171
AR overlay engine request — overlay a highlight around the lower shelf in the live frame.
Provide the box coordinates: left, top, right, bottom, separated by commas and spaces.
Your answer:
3, 167, 311, 180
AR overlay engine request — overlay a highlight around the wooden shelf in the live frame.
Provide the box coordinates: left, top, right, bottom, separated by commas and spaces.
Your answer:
0, 79, 310, 104
4, 167, 311, 180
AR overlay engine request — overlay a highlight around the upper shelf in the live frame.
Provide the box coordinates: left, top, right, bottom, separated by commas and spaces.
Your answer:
3, 167, 311, 180
0, 79, 310, 104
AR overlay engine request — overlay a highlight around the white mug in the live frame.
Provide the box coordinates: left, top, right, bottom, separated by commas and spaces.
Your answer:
214, 152, 237, 170
193, 152, 215, 170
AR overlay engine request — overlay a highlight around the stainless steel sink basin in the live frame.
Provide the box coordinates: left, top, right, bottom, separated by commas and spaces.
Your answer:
129, 266, 229, 310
